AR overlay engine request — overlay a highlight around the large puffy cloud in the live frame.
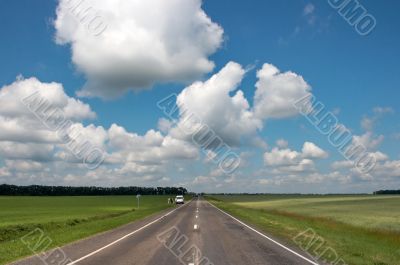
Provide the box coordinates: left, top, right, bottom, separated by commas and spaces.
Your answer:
0, 77, 96, 162
162, 62, 262, 148
0, 77, 95, 146
54, 0, 224, 98
171, 62, 263, 147
254, 63, 312, 119
0, 76, 95, 122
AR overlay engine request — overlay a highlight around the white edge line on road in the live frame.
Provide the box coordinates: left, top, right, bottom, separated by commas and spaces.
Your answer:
207, 202, 319, 265
66, 201, 192, 265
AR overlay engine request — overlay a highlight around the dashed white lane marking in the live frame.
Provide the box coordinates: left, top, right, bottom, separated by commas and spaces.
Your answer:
207, 202, 319, 265
194, 224, 199, 230
66, 201, 192, 265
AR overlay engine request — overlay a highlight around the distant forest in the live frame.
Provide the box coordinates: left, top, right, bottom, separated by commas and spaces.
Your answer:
0, 184, 187, 196
373, 190, 400, 195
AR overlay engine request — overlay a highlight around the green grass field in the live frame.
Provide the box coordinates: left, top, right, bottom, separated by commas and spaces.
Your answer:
207, 194, 400, 265
0, 195, 180, 265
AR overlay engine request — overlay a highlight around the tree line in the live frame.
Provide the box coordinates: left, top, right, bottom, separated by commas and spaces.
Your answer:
0, 184, 187, 196
373, 190, 400, 195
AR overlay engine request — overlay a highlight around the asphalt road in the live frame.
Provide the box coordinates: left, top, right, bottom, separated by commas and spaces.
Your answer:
12, 198, 319, 265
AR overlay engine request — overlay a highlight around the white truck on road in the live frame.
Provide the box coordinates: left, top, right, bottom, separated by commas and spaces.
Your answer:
175, 195, 184, 204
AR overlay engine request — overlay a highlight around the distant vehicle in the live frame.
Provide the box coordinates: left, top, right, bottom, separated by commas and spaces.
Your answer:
175, 195, 184, 204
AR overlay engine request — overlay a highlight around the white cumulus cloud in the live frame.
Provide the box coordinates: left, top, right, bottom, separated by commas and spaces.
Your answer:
302, 141, 328, 159
263, 141, 327, 174
54, 0, 224, 99
172, 61, 263, 147
254, 63, 312, 119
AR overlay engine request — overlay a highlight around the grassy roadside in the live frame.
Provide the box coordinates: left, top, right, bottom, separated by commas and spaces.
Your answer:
0, 195, 184, 265
206, 196, 400, 265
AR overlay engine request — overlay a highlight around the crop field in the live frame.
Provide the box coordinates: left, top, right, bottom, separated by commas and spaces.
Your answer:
0, 195, 177, 264
207, 194, 400, 265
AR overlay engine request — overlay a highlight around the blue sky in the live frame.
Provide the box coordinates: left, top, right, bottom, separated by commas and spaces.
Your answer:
0, 0, 399, 193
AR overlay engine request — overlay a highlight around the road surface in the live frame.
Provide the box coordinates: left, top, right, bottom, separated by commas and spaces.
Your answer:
12, 198, 319, 265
